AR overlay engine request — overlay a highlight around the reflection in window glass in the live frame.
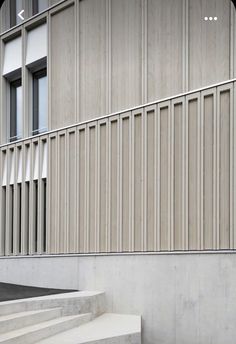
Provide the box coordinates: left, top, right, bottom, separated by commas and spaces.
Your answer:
16, 0, 24, 25
33, 69, 47, 135
10, 80, 22, 142
38, 76, 47, 131
16, 85, 23, 136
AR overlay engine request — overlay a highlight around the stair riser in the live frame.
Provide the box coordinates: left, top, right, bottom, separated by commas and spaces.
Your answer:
0, 309, 61, 334
0, 314, 92, 344
0, 293, 105, 317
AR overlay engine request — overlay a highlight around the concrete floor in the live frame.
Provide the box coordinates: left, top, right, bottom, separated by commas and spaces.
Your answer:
0, 282, 77, 302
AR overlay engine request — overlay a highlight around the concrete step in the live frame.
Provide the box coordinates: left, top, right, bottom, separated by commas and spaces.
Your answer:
36, 313, 141, 344
0, 291, 105, 317
0, 313, 92, 344
0, 308, 61, 334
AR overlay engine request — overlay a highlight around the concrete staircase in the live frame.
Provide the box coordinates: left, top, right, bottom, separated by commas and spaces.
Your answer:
0, 291, 141, 344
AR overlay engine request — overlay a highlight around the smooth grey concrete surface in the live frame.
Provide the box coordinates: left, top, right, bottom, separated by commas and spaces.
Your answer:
1, 253, 236, 344
0, 313, 92, 344
0, 291, 105, 317
37, 313, 141, 344
0, 308, 62, 334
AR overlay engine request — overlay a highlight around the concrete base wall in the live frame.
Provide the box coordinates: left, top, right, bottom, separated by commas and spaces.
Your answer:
0, 253, 236, 344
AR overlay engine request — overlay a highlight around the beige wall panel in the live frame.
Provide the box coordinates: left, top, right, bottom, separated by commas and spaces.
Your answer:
5, 148, 12, 255
173, 102, 184, 250
23, 144, 30, 254
111, 0, 142, 112
110, 119, 119, 252
98, 123, 107, 252
14, 146, 22, 255
121, 116, 131, 251
48, 136, 58, 253
146, 109, 155, 251
189, 0, 230, 90
133, 113, 142, 251
58, 134, 67, 253
50, 5, 75, 129
188, 98, 200, 250
30, 143, 38, 255
219, 90, 231, 249
68, 130, 77, 253
0, 185, 6, 255
0, 150, 6, 255
159, 106, 169, 250
88, 125, 96, 252
29, 143, 36, 255
147, 0, 183, 102
79, 0, 107, 121
78, 128, 86, 253
203, 94, 214, 249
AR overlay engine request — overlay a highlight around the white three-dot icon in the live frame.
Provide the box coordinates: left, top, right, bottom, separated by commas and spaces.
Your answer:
204, 16, 218, 21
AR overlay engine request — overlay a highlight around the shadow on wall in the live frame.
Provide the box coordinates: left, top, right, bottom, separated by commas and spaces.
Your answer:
0, 282, 77, 302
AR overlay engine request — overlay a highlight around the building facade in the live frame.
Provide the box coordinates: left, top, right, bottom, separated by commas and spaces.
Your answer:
0, 0, 236, 343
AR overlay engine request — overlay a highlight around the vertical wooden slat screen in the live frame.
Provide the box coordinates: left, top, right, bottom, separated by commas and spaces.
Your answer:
0, 80, 236, 255
0, 150, 5, 255
108, 116, 119, 252
172, 98, 185, 251
145, 105, 156, 252
78, 125, 86, 253
67, 128, 77, 253
201, 89, 216, 249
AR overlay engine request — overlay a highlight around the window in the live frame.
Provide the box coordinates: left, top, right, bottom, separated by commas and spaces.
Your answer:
32, 69, 47, 135
10, 79, 22, 142
32, 0, 48, 15
10, 0, 24, 27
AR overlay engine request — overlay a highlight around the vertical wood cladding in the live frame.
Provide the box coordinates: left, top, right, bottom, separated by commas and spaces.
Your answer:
50, 3, 76, 128
189, 0, 231, 90
1, 80, 235, 255
0, 0, 234, 131
79, 0, 107, 121
47, 0, 233, 129
147, 0, 183, 101
0, 0, 235, 255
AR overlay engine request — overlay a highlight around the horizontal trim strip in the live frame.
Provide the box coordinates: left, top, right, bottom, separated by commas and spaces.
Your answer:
1, 249, 236, 259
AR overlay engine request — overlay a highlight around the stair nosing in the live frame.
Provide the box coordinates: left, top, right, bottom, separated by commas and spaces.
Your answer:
0, 308, 62, 322
0, 313, 91, 342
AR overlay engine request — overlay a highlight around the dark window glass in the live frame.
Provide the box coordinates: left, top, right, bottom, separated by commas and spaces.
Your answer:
10, 79, 22, 142
32, 0, 48, 15
33, 69, 47, 135
10, 0, 16, 27
10, 0, 24, 27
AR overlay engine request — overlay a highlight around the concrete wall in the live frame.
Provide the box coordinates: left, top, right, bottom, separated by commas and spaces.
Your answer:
1, 252, 236, 344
